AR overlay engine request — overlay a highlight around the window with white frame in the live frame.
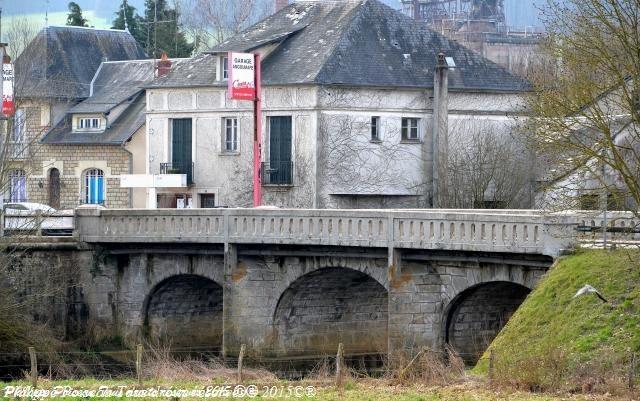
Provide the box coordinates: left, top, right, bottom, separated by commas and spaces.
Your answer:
223, 117, 239, 152
77, 117, 101, 130
9, 169, 27, 202
401, 117, 420, 141
222, 56, 229, 80
11, 108, 25, 143
83, 168, 105, 205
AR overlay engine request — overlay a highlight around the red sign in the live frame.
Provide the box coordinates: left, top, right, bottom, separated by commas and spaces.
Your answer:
228, 52, 256, 101
2, 62, 14, 116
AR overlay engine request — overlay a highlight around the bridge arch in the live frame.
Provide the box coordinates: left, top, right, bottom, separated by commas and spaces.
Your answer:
143, 274, 223, 351
443, 280, 530, 365
272, 266, 388, 356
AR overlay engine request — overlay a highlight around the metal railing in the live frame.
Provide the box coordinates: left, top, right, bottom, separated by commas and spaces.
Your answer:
160, 162, 194, 185
261, 161, 293, 186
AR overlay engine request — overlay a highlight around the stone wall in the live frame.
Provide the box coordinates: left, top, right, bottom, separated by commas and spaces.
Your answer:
446, 281, 530, 364
8, 101, 132, 209
28, 144, 131, 209
272, 267, 388, 356
14, 240, 550, 361
146, 274, 223, 349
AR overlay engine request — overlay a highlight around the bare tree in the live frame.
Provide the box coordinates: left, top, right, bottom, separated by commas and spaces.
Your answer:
442, 119, 535, 209
182, 0, 271, 51
4, 16, 39, 60
527, 0, 640, 217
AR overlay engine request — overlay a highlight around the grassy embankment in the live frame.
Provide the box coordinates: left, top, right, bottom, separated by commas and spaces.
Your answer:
475, 249, 640, 393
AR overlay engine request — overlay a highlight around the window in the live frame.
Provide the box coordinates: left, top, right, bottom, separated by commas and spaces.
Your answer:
223, 117, 239, 152
78, 117, 101, 130
12, 109, 25, 143
579, 194, 599, 210
401, 118, 420, 141
10, 109, 26, 158
200, 194, 216, 208
222, 56, 228, 80
9, 169, 26, 202
83, 169, 105, 205
371, 116, 380, 141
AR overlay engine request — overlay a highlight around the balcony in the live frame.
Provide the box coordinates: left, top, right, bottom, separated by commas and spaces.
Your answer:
160, 162, 194, 185
262, 161, 293, 186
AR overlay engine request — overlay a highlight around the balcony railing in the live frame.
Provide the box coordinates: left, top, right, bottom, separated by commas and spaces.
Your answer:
160, 162, 194, 185
262, 161, 293, 186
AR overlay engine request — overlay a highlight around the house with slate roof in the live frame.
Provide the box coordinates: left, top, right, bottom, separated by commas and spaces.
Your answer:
133, 0, 530, 209
5, 26, 146, 208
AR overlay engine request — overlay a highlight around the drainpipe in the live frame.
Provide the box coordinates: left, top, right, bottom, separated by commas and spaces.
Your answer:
121, 140, 133, 208
431, 53, 449, 208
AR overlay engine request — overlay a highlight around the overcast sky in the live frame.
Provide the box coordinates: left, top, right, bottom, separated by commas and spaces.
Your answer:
1, 0, 543, 29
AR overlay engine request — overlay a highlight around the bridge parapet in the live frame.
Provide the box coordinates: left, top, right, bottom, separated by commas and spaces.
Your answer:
75, 208, 583, 257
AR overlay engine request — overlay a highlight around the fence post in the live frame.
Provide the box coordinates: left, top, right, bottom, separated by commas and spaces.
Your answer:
28, 347, 37, 388
335, 343, 344, 388
630, 352, 637, 390
237, 344, 246, 383
136, 344, 143, 386
35, 210, 43, 237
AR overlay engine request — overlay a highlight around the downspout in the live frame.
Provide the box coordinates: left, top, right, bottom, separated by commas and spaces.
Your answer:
121, 138, 133, 208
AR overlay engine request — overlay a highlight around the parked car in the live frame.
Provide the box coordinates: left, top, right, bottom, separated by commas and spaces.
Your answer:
3, 202, 74, 236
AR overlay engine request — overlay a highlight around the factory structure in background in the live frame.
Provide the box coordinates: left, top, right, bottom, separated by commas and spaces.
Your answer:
401, 0, 547, 77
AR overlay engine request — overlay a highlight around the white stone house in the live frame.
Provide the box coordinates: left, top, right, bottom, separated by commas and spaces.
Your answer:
130, 0, 529, 209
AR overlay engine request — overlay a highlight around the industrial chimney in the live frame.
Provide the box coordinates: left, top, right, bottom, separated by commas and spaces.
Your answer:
275, 0, 288, 12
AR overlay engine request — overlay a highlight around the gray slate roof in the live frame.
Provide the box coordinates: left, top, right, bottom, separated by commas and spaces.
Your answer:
16, 26, 147, 99
70, 60, 156, 114
42, 58, 187, 145
150, 0, 528, 92
42, 93, 146, 145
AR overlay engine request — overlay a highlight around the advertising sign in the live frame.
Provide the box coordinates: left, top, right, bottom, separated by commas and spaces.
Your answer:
2, 62, 14, 116
228, 52, 256, 101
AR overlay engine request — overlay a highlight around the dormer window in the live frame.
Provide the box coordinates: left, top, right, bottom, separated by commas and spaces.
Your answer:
79, 118, 100, 129
74, 115, 104, 132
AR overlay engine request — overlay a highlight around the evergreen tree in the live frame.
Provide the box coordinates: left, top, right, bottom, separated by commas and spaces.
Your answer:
112, 0, 145, 46
139, 0, 194, 58
66, 2, 89, 27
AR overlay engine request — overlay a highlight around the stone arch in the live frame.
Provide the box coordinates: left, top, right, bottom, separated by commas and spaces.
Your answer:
276, 256, 389, 296
143, 274, 223, 350
443, 280, 530, 365
272, 266, 388, 357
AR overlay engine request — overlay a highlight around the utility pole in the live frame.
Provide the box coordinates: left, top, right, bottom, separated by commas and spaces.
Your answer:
431, 52, 450, 208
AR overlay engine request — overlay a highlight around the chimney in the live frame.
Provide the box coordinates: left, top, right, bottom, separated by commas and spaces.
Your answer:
156, 52, 172, 77
430, 52, 450, 208
275, 0, 288, 12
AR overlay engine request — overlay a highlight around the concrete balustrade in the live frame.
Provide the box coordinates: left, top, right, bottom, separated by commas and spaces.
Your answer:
74, 207, 591, 257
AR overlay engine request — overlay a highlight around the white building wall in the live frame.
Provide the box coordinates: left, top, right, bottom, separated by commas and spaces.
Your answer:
144, 85, 526, 209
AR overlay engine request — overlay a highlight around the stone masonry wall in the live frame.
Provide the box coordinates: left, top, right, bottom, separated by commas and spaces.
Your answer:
146, 274, 223, 349
272, 267, 388, 356
16, 245, 549, 361
27, 144, 131, 209
9, 103, 132, 209
447, 281, 530, 364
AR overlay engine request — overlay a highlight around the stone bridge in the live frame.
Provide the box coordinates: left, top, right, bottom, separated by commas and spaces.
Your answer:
15, 208, 636, 365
